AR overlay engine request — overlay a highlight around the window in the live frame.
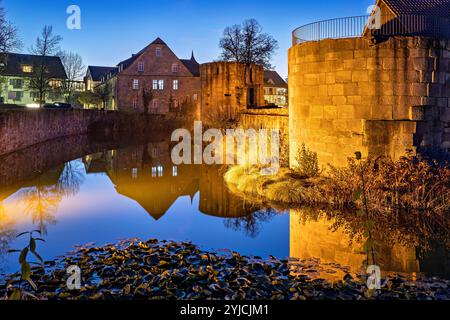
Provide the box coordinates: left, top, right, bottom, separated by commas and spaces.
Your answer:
153, 80, 164, 90
49, 80, 62, 88
21, 65, 33, 73
150, 99, 159, 114
30, 92, 40, 99
138, 62, 144, 72
132, 168, 138, 179
193, 93, 198, 101
152, 167, 157, 177
133, 79, 139, 90
158, 80, 164, 90
173, 99, 179, 108
173, 80, 179, 90
9, 79, 23, 89
157, 165, 163, 177
172, 166, 178, 177
8, 91, 23, 101
172, 63, 179, 73
156, 47, 162, 57
133, 99, 138, 109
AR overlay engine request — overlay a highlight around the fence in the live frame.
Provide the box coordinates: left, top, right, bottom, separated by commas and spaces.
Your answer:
292, 15, 450, 45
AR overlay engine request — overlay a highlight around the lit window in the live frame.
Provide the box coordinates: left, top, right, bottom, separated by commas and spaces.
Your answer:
173, 99, 179, 108
133, 79, 139, 90
157, 165, 163, 177
172, 63, 179, 73
152, 80, 158, 90
173, 80, 179, 90
156, 47, 162, 57
193, 94, 198, 101
49, 80, 62, 88
152, 167, 157, 177
132, 168, 138, 179
158, 80, 164, 90
138, 62, 144, 72
21, 65, 33, 73
172, 166, 178, 177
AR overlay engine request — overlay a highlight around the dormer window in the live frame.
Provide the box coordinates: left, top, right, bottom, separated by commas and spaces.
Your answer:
138, 62, 144, 72
21, 65, 33, 73
172, 63, 179, 73
156, 47, 162, 57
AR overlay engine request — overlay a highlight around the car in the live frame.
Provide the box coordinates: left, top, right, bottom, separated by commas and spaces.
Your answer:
43, 102, 72, 109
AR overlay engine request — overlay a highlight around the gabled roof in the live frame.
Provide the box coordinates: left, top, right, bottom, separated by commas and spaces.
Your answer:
116, 38, 168, 70
2, 53, 67, 78
380, 0, 450, 17
150, 37, 167, 45
87, 66, 118, 81
180, 52, 200, 77
116, 38, 200, 77
264, 70, 287, 88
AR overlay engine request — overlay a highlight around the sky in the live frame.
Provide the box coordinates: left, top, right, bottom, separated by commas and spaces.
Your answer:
3, 0, 375, 78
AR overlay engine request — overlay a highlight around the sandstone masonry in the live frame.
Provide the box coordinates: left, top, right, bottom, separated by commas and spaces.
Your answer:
289, 36, 450, 167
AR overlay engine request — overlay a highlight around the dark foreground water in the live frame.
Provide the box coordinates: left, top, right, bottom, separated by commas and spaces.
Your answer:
0, 135, 448, 280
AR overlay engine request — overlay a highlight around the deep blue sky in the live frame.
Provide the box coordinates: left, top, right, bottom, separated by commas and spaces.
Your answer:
3, 0, 375, 78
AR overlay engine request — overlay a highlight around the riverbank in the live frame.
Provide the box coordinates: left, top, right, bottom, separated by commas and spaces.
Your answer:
1, 240, 449, 300
224, 154, 450, 216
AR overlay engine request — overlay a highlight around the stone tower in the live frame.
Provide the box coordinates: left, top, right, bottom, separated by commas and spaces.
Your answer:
200, 62, 265, 125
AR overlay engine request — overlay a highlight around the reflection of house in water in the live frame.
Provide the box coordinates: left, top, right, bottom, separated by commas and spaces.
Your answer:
84, 143, 258, 221
290, 210, 449, 279
103, 142, 199, 220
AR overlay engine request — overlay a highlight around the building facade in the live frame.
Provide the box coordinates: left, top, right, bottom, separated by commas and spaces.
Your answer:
264, 70, 288, 107
84, 66, 118, 92
86, 38, 201, 117
0, 53, 67, 106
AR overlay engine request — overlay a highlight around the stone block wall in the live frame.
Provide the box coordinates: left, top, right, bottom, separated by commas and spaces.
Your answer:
289, 36, 450, 167
0, 109, 158, 156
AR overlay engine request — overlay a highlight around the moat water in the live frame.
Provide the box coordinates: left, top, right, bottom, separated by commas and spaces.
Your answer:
0, 135, 448, 280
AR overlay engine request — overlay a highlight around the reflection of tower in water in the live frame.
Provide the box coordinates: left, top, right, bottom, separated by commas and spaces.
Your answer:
290, 209, 449, 278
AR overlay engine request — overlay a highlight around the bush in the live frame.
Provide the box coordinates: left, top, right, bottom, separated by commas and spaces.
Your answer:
294, 144, 320, 178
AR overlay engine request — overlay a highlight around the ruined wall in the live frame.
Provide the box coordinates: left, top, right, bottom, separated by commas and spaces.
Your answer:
200, 62, 265, 125
289, 37, 450, 167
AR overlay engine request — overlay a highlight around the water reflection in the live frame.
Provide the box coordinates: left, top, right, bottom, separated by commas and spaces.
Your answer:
290, 209, 450, 279
0, 135, 448, 279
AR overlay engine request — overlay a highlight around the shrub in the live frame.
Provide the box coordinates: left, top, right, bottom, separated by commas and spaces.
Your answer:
294, 144, 320, 178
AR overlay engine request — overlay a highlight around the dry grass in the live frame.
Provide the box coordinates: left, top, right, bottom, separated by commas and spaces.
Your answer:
225, 154, 450, 216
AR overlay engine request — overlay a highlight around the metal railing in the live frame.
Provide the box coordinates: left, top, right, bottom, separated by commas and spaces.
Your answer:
292, 15, 450, 45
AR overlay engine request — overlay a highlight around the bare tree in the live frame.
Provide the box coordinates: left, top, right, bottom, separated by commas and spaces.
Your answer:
0, 1, 21, 102
0, 1, 22, 63
219, 19, 278, 69
29, 26, 63, 107
58, 50, 86, 103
